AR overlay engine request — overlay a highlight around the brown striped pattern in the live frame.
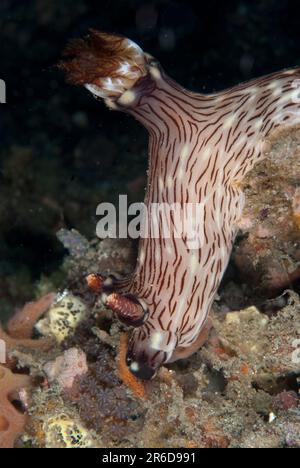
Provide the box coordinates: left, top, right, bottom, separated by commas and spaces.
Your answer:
122, 64, 300, 372
62, 32, 300, 376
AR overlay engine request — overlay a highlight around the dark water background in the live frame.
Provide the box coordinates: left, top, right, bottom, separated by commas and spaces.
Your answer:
0, 0, 300, 317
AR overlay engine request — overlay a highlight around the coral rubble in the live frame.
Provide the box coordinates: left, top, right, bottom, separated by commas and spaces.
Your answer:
236, 128, 300, 295
1, 233, 297, 448
0, 128, 299, 448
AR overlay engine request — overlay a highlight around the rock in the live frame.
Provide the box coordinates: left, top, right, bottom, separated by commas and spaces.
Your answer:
44, 348, 88, 390
273, 391, 299, 412
234, 128, 300, 296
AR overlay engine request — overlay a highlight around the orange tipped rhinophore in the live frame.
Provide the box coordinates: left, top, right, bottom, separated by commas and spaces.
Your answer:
105, 293, 148, 327
62, 29, 300, 379
86, 273, 105, 294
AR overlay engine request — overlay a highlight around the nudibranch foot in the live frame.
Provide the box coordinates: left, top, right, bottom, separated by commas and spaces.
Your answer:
169, 317, 213, 363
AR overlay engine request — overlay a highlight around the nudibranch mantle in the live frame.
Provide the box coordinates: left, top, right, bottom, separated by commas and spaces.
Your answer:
61, 30, 300, 379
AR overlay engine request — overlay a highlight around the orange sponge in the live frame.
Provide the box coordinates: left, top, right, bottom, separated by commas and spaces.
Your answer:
118, 333, 146, 399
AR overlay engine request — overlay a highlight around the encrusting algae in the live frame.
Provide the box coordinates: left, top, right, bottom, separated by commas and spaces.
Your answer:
35, 292, 86, 344
44, 415, 94, 449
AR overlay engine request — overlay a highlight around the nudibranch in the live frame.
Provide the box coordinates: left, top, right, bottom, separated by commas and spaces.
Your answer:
61, 30, 300, 379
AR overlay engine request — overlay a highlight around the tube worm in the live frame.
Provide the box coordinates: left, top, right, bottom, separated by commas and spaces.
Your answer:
61, 30, 300, 379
